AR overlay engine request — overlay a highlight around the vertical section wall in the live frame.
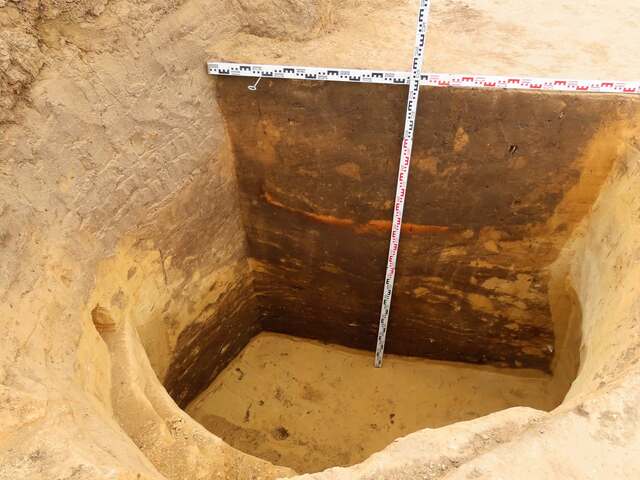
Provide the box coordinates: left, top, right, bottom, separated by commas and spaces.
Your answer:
217, 77, 639, 371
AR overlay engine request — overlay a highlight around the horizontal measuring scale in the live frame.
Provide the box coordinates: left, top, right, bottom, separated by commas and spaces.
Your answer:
207, 61, 640, 94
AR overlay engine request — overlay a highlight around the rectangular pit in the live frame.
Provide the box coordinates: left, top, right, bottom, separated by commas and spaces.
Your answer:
160, 79, 638, 473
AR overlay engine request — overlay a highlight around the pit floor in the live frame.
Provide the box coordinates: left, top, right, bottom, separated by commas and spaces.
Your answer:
186, 332, 557, 473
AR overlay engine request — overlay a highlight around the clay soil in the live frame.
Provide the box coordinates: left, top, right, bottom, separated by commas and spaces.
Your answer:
187, 332, 558, 473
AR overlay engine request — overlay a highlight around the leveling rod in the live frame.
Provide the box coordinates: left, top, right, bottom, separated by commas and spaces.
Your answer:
372, 0, 431, 368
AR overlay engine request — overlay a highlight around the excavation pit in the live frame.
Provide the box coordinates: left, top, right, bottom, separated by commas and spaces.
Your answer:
66, 74, 640, 478
136, 81, 639, 474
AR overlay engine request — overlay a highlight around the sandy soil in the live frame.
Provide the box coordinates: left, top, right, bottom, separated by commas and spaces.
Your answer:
187, 332, 557, 473
210, 0, 640, 79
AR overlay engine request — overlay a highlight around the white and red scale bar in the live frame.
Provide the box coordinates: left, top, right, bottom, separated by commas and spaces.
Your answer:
207, 62, 640, 94
373, 0, 431, 368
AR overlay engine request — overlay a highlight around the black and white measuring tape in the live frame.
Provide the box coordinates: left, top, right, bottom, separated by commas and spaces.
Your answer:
207, 62, 640, 95
207, 0, 639, 368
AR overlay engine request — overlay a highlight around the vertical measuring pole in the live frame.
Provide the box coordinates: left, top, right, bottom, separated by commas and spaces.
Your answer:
374, 0, 432, 368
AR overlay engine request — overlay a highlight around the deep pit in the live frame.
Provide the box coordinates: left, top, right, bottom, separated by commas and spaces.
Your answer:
143, 82, 637, 472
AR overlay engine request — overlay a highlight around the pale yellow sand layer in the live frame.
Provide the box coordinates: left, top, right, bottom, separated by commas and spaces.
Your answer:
187, 332, 556, 473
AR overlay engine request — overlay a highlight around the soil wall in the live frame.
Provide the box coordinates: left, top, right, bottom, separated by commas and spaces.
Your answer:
218, 76, 639, 371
